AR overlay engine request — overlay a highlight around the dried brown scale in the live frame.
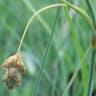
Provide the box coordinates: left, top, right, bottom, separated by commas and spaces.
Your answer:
15, 72, 22, 84
1, 53, 26, 90
92, 35, 96, 48
2, 53, 26, 73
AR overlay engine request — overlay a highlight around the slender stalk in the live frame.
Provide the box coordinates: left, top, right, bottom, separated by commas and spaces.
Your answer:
62, 45, 91, 96
32, 7, 61, 96
16, 3, 66, 96
61, 0, 94, 33
85, 0, 96, 29
87, 49, 96, 96
17, 4, 66, 53
63, 7, 88, 96
85, 0, 96, 96
22, 0, 51, 33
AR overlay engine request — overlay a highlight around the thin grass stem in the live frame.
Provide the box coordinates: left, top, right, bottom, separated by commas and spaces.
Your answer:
32, 7, 61, 96
63, 6, 88, 96
22, 0, 51, 33
61, 44, 91, 96
85, 0, 96, 29
85, 0, 96, 96
17, 4, 66, 53
87, 49, 96, 96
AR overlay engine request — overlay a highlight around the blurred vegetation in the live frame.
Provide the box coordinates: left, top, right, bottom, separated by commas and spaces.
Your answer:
0, 0, 96, 96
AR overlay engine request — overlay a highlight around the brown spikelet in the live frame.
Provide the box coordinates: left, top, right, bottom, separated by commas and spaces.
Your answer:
92, 35, 96, 48
1, 53, 26, 90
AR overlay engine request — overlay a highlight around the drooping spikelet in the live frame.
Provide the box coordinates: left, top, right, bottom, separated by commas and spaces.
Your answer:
1, 53, 26, 90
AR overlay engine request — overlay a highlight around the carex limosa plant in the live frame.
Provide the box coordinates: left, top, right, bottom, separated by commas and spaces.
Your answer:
1, 0, 95, 96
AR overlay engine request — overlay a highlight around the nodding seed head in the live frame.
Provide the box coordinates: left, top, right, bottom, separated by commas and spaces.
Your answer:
1, 53, 26, 90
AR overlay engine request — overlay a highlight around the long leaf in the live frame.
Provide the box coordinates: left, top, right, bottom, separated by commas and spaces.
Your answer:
61, 0, 94, 32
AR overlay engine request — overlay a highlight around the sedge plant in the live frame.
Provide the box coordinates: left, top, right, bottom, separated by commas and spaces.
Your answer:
1, 1, 95, 96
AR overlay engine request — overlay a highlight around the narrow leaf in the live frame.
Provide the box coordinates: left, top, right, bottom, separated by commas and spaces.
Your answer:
62, 0, 94, 32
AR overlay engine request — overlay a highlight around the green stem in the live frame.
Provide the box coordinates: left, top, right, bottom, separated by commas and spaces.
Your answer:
17, 4, 66, 53
85, 0, 96, 29
87, 49, 96, 96
85, 0, 96, 96
63, 7, 88, 96
32, 7, 61, 96
62, 0, 94, 33
61, 45, 91, 96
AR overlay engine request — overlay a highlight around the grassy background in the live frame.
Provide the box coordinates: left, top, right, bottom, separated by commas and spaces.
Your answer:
0, 0, 96, 96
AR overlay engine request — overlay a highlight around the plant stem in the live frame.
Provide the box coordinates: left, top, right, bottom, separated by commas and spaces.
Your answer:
63, 7, 88, 96
61, 45, 91, 96
85, 0, 96, 29
23, 0, 51, 34
62, 0, 94, 33
85, 0, 96, 96
32, 7, 61, 96
87, 49, 96, 96
17, 4, 66, 53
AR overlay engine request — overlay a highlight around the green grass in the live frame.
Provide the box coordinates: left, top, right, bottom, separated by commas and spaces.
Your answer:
0, 0, 96, 96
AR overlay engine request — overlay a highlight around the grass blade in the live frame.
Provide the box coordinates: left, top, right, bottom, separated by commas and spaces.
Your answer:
85, 0, 96, 29
63, 7, 88, 96
87, 49, 96, 96
62, 0, 94, 32
62, 45, 91, 96
32, 7, 61, 96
